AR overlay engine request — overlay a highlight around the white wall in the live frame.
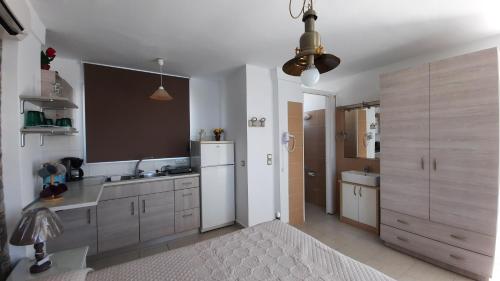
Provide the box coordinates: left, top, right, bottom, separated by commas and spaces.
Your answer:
189, 78, 223, 140
245, 65, 275, 226
304, 93, 326, 112
1, 0, 46, 261
221, 66, 248, 226
273, 69, 304, 223
317, 34, 500, 106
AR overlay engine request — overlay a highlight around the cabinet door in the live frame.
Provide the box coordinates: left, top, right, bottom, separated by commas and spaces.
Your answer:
380, 64, 430, 219
341, 183, 358, 221
358, 187, 378, 228
430, 48, 499, 235
97, 197, 139, 252
139, 192, 175, 242
47, 207, 97, 255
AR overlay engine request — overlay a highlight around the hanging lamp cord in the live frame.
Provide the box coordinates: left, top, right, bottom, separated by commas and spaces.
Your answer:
289, 0, 313, 19
160, 62, 163, 87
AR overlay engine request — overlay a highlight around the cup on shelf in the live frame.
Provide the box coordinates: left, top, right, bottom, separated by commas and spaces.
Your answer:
25, 111, 44, 127
44, 118, 54, 126
55, 118, 72, 127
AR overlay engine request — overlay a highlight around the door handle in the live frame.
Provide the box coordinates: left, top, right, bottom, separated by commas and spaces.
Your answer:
87, 209, 91, 224
353, 186, 357, 196
182, 193, 193, 197
142, 200, 146, 213
450, 234, 466, 241
359, 187, 362, 197
131, 201, 135, 216
397, 219, 409, 225
420, 157, 424, 170
433, 159, 437, 171
396, 236, 408, 242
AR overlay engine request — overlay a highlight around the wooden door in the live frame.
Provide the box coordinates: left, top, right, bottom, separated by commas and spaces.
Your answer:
341, 183, 358, 221
97, 197, 139, 252
380, 64, 431, 219
48, 207, 97, 255
358, 187, 378, 228
304, 109, 326, 208
288, 102, 304, 225
430, 48, 499, 235
139, 192, 175, 242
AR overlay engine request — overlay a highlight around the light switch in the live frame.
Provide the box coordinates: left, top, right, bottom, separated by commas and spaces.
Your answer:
267, 154, 272, 165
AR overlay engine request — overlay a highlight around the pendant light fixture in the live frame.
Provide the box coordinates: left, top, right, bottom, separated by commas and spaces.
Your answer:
150, 58, 173, 101
282, 0, 341, 87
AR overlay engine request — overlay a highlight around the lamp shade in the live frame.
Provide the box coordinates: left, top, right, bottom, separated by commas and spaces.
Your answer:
10, 207, 63, 246
150, 86, 173, 101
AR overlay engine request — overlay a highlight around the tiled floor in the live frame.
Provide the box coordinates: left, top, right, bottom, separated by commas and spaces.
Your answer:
297, 203, 473, 281
89, 204, 473, 280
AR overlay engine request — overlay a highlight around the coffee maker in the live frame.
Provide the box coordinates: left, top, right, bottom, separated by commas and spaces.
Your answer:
61, 157, 84, 181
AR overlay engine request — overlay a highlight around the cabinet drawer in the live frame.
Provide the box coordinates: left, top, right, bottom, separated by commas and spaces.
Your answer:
100, 184, 138, 201
174, 177, 199, 190
175, 188, 199, 211
48, 207, 97, 255
381, 225, 493, 278
175, 208, 200, 233
138, 180, 173, 195
381, 208, 495, 256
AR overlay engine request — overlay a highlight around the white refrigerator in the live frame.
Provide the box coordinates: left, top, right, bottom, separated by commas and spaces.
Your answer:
191, 141, 235, 232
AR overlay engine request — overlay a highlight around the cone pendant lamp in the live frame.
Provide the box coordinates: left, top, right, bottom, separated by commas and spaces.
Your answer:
150, 58, 173, 101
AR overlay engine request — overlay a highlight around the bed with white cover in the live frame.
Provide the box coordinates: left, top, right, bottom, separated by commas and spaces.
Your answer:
40, 220, 394, 281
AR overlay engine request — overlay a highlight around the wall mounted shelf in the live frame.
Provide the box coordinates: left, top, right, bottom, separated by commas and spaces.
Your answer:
19, 95, 78, 114
20, 127, 78, 147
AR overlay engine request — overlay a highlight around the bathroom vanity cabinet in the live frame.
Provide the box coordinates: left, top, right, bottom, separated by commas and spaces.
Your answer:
340, 182, 379, 232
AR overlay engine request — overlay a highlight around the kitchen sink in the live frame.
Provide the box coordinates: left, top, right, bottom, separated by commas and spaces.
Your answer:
341, 170, 380, 187
106, 171, 168, 182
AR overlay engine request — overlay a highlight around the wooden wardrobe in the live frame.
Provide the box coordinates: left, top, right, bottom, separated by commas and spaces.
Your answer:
380, 48, 499, 280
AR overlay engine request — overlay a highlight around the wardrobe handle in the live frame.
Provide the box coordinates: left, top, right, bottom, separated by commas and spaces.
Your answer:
131, 201, 135, 216
397, 219, 409, 225
142, 200, 146, 213
420, 157, 424, 170
396, 236, 408, 242
353, 186, 357, 196
449, 254, 464, 260
433, 159, 437, 171
359, 187, 362, 197
87, 209, 91, 224
450, 234, 466, 241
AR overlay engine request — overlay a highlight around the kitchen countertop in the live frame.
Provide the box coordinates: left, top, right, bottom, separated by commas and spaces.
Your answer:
25, 176, 107, 212
25, 173, 200, 212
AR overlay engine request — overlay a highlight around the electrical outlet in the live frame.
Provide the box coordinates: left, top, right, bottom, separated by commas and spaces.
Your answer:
267, 154, 272, 165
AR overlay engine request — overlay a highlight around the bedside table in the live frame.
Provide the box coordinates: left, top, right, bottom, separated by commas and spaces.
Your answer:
7, 246, 88, 281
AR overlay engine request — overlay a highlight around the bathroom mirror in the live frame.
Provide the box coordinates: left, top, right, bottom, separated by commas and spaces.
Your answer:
342, 105, 380, 159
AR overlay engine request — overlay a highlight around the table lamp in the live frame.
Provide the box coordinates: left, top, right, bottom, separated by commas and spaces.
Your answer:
10, 207, 63, 273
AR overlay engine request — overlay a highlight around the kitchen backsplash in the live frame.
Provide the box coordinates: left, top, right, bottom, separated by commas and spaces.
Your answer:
82, 157, 191, 177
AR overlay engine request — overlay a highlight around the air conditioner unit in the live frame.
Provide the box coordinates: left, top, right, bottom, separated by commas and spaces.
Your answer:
0, 0, 23, 36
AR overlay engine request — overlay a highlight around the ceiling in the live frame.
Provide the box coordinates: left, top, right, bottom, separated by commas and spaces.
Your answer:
30, 0, 500, 80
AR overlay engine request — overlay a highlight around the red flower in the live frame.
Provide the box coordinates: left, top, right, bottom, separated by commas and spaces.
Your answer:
46, 47, 56, 58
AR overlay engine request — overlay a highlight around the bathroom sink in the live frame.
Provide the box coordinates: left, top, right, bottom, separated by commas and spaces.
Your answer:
341, 170, 380, 187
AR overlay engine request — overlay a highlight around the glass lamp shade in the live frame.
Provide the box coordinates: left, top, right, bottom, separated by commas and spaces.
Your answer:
150, 86, 173, 101
301, 66, 320, 87
10, 207, 63, 246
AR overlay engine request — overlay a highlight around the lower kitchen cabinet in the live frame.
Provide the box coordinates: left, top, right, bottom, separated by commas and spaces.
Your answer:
47, 206, 97, 255
97, 197, 139, 252
139, 192, 175, 241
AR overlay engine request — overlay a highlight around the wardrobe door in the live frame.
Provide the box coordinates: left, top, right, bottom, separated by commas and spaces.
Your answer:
380, 64, 430, 219
430, 48, 499, 236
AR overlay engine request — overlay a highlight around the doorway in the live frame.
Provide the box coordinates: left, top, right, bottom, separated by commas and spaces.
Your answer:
303, 93, 335, 219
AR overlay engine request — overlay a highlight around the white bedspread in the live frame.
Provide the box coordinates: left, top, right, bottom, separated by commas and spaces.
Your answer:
82, 220, 394, 281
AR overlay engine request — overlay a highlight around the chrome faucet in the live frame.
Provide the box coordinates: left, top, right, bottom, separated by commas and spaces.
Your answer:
363, 165, 370, 174
134, 156, 154, 178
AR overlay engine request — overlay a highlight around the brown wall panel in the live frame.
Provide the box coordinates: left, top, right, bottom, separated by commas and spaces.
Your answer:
84, 64, 190, 163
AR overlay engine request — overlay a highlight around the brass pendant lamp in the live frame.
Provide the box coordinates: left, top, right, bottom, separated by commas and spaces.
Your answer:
150, 58, 173, 101
282, 0, 341, 86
